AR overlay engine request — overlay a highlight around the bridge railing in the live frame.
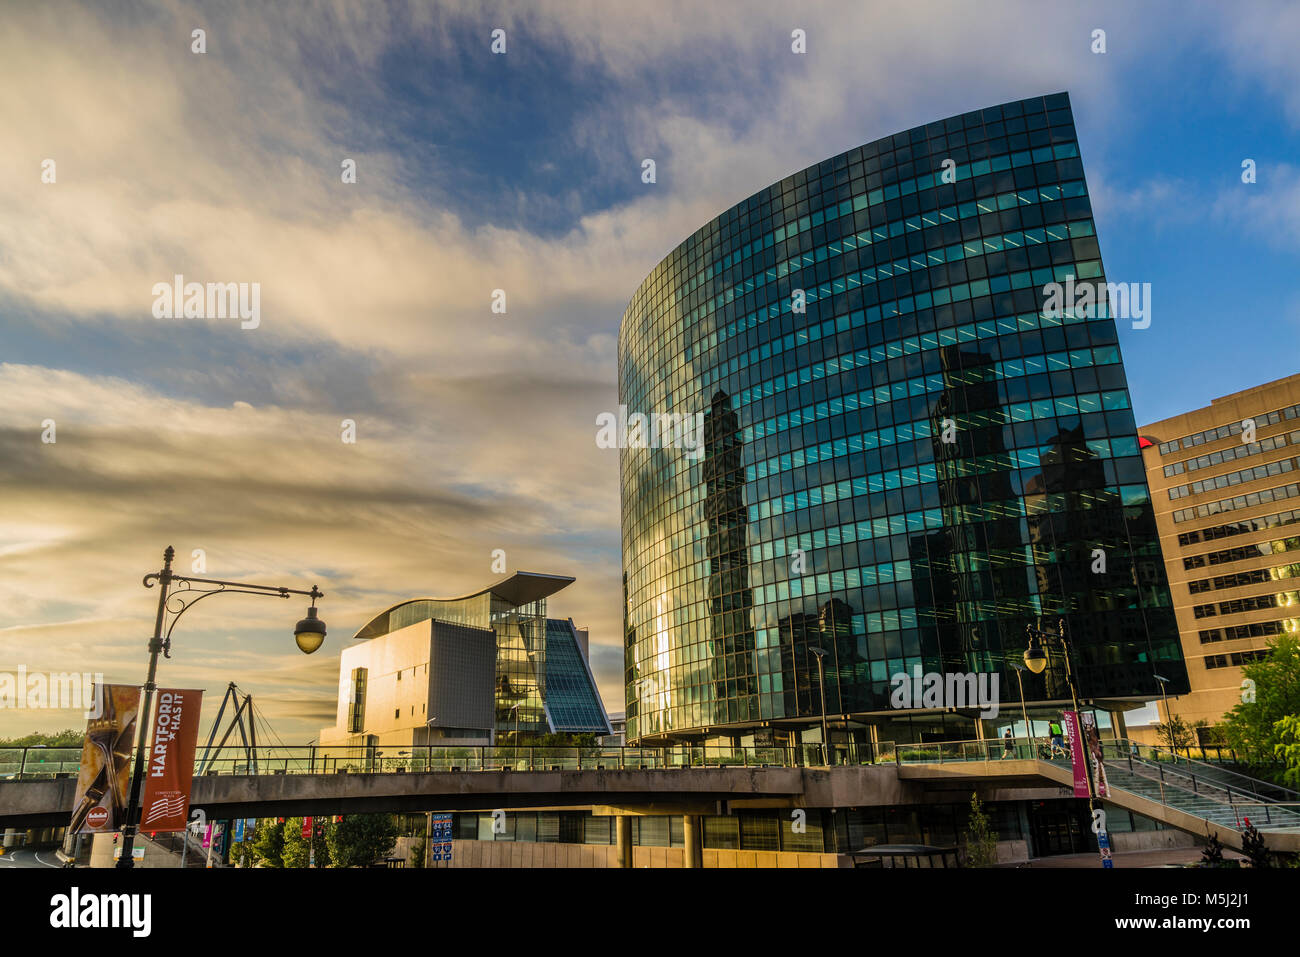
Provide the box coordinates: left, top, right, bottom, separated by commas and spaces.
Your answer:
9, 737, 1182, 777
0, 747, 82, 780
1, 743, 822, 779
893, 737, 1064, 764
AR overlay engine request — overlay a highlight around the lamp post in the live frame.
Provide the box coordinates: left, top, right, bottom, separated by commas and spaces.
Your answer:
1010, 661, 1034, 754
809, 647, 830, 766
1153, 673, 1174, 756
1023, 618, 1107, 865
116, 546, 327, 870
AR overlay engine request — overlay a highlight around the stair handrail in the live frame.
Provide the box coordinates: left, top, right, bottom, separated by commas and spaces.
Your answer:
1126, 754, 1255, 805
1123, 739, 1300, 802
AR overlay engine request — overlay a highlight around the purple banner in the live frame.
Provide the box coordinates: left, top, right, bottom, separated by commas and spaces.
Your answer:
1062, 710, 1089, 797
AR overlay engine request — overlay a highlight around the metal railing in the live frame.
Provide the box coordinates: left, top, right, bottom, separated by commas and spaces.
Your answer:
1, 744, 811, 779
1, 740, 920, 779
892, 737, 1065, 764
1120, 743, 1300, 804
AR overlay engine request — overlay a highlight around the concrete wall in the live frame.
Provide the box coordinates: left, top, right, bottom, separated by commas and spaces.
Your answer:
1111, 828, 1196, 852
88, 832, 187, 869
440, 839, 849, 868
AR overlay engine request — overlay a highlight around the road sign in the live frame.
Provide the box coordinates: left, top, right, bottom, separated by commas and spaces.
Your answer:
113, 846, 145, 861
430, 813, 453, 863
87, 807, 109, 829
1097, 829, 1113, 868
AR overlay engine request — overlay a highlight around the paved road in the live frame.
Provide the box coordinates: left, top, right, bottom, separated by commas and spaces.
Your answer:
0, 847, 63, 869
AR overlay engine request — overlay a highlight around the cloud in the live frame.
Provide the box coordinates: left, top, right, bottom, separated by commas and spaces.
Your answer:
2, 0, 1298, 738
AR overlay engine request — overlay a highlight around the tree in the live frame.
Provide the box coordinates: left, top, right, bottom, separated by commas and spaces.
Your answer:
1240, 818, 1272, 869
1199, 825, 1225, 867
1274, 714, 1300, 789
0, 729, 83, 748
1151, 715, 1207, 755
248, 819, 285, 868
963, 793, 998, 867
1223, 634, 1300, 765
282, 818, 332, 869
324, 814, 398, 868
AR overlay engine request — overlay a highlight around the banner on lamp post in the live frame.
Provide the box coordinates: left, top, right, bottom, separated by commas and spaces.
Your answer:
139, 688, 204, 832
1080, 710, 1110, 798
68, 684, 141, 834
1062, 710, 1089, 798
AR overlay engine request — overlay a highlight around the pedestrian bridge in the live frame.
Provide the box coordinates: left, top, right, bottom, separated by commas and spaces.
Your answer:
3, 739, 1297, 853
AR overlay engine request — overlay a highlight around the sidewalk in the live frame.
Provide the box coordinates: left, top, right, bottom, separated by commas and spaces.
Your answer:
1003, 846, 1246, 868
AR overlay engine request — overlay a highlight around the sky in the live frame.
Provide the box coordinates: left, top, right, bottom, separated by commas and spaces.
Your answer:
1, 0, 1298, 741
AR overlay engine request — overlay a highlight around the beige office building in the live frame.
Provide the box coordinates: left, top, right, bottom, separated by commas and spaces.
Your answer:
1139, 373, 1300, 738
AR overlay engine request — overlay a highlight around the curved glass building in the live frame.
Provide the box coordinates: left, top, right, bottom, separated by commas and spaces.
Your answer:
618, 93, 1187, 750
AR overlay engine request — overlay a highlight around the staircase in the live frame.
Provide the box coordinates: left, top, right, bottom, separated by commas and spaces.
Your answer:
1099, 746, 1300, 833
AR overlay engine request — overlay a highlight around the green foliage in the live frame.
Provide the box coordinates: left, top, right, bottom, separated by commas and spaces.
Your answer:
282, 817, 332, 869
1151, 715, 1207, 753
1273, 714, 1300, 789
509, 732, 598, 748
963, 792, 999, 867
227, 840, 254, 868
1223, 634, 1300, 765
0, 729, 83, 748
324, 813, 398, 868
247, 820, 285, 868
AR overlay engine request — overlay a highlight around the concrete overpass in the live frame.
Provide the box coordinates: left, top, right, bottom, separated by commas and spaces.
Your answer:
7, 747, 1296, 856
0, 762, 1079, 830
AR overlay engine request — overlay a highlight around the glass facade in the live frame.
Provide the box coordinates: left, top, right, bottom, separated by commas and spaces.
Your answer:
358, 590, 550, 737
352, 581, 609, 738
544, 619, 613, 733
618, 93, 1187, 746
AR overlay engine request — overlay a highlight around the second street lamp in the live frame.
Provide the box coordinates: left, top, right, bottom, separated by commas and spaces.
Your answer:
116, 545, 327, 870
809, 646, 830, 766
1023, 618, 1109, 866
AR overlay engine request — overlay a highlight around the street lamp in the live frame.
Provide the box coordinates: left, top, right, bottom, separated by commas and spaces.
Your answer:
116, 545, 326, 870
809, 647, 830, 766
1024, 618, 1107, 866
1010, 661, 1034, 753
510, 703, 522, 745
1153, 674, 1174, 756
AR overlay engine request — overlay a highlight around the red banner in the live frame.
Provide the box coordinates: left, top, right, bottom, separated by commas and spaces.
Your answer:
302, 817, 314, 839
139, 688, 204, 832
69, 683, 141, 834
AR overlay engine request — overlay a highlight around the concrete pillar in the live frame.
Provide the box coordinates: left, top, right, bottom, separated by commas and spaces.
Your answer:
684, 815, 702, 868
616, 816, 632, 868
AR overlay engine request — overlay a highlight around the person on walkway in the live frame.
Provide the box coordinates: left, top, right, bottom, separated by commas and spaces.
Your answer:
1048, 719, 1069, 758
1002, 727, 1015, 759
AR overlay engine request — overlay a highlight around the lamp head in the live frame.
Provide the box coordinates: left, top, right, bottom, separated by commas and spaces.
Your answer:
1023, 645, 1048, 675
294, 604, 326, 654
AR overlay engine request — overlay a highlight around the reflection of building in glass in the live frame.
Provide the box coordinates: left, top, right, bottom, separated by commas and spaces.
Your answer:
319, 572, 609, 749
618, 93, 1186, 750
704, 390, 758, 725
779, 597, 864, 716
